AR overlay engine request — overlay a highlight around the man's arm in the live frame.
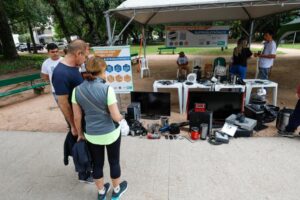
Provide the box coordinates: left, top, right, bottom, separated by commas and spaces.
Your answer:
258, 54, 276, 59
57, 95, 78, 136
72, 103, 85, 141
41, 73, 49, 81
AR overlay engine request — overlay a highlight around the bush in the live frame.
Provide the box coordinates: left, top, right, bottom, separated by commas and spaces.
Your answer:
0, 54, 47, 75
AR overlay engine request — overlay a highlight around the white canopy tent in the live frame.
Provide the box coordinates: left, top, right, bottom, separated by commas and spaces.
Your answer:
105, 0, 300, 47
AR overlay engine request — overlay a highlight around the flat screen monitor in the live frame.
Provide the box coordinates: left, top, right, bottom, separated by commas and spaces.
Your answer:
131, 91, 171, 119
187, 91, 244, 121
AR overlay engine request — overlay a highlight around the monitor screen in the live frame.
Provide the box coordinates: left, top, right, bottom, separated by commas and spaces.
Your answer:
131, 91, 171, 117
187, 91, 244, 121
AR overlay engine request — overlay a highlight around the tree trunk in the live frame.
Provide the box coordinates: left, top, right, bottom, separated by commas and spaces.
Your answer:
27, 18, 37, 54
0, 0, 18, 59
48, 0, 71, 43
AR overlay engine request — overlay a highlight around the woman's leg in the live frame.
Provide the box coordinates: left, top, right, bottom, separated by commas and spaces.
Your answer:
87, 141, 105, 190
106, 135, 121, 188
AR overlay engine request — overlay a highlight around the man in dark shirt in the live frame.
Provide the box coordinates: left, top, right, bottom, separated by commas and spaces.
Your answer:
52, 39, 92, 183
285, 85, 300, 133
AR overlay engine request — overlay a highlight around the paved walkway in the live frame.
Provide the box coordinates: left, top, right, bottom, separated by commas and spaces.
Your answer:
1, 131, 300, 200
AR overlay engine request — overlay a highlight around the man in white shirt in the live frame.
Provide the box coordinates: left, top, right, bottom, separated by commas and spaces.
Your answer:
41, 43, 63, 102
254, 30, 277, 80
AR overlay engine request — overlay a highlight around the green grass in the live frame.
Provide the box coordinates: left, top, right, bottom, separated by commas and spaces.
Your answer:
130, 44, 267, 55
278, 43, 300, 49
0, 54, 47, 75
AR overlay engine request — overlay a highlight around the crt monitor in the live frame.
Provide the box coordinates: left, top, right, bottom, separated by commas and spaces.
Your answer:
130, 91, 171, 118
187, 91, 244, 121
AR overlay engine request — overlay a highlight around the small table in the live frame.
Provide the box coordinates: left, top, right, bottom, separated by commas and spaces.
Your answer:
153, 80, 183, 114
244, 79, 278, 106
182, 82, 212, 113
214, 83, 246, 92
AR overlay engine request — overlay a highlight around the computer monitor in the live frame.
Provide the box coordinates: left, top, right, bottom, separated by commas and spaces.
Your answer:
130, 91, 171, 119
187, 91, 244, 121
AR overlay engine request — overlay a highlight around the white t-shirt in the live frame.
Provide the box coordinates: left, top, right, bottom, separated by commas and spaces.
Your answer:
258, 40, 277, 69
41, 57, 63, 92
177, 56, 188, 65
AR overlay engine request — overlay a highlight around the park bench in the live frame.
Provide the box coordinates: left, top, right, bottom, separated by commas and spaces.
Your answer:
0, 73, 49, 98
158, 47, 176, 54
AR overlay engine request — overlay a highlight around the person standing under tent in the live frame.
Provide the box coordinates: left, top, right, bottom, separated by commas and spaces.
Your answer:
229, 38, 252, 79
254, 30, 277, 80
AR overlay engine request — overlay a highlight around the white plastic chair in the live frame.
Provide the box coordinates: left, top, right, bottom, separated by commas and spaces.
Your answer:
139, 57, 150, 78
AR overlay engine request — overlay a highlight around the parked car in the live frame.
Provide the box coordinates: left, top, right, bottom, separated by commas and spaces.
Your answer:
56, 42, 67, 50
17, 43, 44, 52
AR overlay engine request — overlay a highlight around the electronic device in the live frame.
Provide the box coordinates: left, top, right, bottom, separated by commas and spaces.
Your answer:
189, 111, 213, 135
187, 91, 244, 122
127, 102, 141, 121
194, 103, 206, 112
225, 114, 257, 131
234, 128, 253, 138
215, 131, 229, 143
131, 91, 171, 119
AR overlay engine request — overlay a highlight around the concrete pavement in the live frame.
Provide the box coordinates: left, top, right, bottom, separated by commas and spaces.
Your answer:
0, 131, 300, 200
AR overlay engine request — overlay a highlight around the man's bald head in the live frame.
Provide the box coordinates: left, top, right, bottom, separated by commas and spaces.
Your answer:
67, 39, 87, 55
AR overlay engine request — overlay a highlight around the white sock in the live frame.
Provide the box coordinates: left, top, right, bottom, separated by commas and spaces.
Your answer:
98, 187, 106, 195
114, 185, 120, 193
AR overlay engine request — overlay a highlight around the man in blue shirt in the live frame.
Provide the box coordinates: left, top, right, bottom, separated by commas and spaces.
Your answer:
52, 39, 92, 183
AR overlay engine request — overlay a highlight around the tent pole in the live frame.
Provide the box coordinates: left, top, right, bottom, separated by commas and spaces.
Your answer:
105, 12, 113, 46
293, 32, 297, 44
143, 26, 146, 59
249, 20, 255, 48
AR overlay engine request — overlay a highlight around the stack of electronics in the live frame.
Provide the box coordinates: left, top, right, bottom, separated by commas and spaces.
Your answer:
244, 93, 279, 131
126, 91, 187, 139
187, 91, 255, 142
225, 114, 257, 137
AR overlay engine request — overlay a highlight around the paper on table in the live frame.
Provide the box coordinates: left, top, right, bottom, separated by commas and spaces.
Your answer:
221, 123, 238, 137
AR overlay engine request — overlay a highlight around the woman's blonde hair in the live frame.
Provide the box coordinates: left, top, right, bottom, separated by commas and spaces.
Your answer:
234, 38, 248, 57
85, 56, 107, 81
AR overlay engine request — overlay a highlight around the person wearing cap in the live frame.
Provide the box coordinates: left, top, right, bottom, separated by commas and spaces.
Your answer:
72, 56, 129, 200
177, 51, 189, 77
284, 84, 300, 134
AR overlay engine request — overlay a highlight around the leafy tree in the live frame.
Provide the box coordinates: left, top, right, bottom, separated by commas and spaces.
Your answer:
0, 0, 18, 59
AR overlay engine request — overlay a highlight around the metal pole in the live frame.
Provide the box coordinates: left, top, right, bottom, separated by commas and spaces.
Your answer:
293, 32, 297, 45
104, 12, 113, 46
249, 20, 255, 48
143, 26, 146, 59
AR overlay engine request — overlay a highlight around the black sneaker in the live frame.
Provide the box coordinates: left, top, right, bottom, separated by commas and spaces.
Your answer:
98, 183, 111, 200
111, 181, 128, 200
78, 172, 94, 184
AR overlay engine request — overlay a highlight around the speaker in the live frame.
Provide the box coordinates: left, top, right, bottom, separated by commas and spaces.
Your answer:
189, 111, 213, 135
127, 102, 141, 121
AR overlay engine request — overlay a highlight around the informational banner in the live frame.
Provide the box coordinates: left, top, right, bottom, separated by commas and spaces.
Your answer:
166, 26, 229, 47
92, 46, 133, 93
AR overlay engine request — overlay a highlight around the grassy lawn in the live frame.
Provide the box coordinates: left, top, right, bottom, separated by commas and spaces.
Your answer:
278, 43, 300, 49
0, 54, 47, 75
130, 44, 278, 55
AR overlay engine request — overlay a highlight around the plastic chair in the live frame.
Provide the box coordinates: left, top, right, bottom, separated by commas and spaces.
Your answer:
213, 57, 227, 80
139, 57, 150, 78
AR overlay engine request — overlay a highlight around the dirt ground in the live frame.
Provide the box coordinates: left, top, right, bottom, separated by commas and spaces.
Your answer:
0, 51, 299, 137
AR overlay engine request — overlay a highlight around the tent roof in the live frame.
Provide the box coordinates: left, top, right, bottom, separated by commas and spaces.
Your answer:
108, 0, 300, 25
